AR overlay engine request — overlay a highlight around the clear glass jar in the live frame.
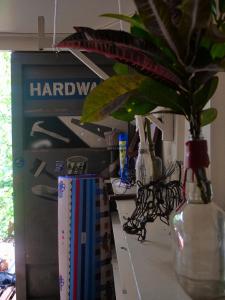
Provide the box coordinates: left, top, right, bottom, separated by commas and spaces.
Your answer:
171, 139, 225, 300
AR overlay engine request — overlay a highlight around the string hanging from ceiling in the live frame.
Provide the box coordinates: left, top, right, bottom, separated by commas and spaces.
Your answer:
53, 0, 58, 49
117, 0, 123, 30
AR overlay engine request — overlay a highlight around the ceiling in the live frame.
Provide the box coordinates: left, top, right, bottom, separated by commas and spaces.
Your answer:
0, 0, 135, 50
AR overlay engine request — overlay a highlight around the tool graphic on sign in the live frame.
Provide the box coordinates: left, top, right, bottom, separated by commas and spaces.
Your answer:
58, 116, 104, 147
31, 139, 52, 149
30, 121, 70, 143
30, 158, 57, 180
31, 185, 58, 202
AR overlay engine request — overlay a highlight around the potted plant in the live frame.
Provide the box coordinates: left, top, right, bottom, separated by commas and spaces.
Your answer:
57, 0, 225, 298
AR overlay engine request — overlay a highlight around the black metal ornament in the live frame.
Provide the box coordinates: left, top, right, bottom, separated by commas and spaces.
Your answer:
123, 162, 183, 241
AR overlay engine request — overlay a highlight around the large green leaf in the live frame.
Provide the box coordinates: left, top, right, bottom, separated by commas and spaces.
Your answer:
200, 107, 217, 126
211, 0, 217, 18
191, 70, 217, 88
105, 12, 177, 65
211, 43, 225, 59
179, 0, 212, 31
193, 76, 218, 111
111, 107, 135, 122
130, 13, 165, 45
205, 24, 225, 44
129, 15, 178, 65
57, 27, 182, 87
131, 24, 155, 40
193, 46, 213, 68
136, 78, 190, 115
103, 13, 162, 46
219, 0, 225, 13
179, 0, 212, 59
134, 0, 185, 62
81, 74, 147, 122
101, 13, 147, 31
113, 63, 129, 75
111, 93, 156, 121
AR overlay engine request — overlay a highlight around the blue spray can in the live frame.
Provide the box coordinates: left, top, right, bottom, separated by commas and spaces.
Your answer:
118, 133, 129, 183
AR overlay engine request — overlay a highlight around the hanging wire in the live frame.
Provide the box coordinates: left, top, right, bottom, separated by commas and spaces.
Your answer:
123, 161, 184, 241
117, 0, 123, 30
53, 0, 58, 49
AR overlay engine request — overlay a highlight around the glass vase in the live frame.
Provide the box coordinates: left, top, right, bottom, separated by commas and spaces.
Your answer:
172, 200, 225, 300
171, 139, 225, 300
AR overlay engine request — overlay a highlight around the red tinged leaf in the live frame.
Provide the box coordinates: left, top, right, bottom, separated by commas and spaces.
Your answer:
56, 27, 182, 87
134, 0, 185, 62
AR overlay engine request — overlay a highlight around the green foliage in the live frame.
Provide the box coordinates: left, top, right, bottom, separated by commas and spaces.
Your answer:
134, 0, 185, 60
113, 63, 130, 75
111, 92, 156, 121
57, 0, 225, 137
201, 108, 218, 126
0, 52, 13, 240
219, 0, 225, 13
179, 0, 212, 32
193, 76, 219, 111
211, 43, 225, 59
81, 74, 146, 122
101, 13, 147, 31
136, 78, 190, 115
104, 13, 178, 63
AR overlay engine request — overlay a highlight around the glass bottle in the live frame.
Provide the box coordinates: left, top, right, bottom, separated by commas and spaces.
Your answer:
135, 141, 153, 186
171, 139, 225, 300
149, 142, 162, 181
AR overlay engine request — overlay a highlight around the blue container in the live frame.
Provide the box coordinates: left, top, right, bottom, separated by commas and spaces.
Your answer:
118, 133, 129, 183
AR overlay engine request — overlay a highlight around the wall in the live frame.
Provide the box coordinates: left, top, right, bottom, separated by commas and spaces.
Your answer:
211, 73, 225, 209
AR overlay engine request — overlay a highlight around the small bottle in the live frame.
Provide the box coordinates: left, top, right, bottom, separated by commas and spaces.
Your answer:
118, 133, 129, 183
135, 141, 153, 186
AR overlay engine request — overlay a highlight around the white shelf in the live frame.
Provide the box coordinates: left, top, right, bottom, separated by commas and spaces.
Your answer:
111, 212, 140, 300
111, 248, 124, 300
111, 199, 191, 300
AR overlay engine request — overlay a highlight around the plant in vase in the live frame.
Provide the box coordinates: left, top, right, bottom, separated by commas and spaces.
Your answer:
57, 0, 225, 298
135, 115, 154, 186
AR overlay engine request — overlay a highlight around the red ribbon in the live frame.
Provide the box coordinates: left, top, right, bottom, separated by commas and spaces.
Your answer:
185, 139, 210, 170
177, 140, 210, 211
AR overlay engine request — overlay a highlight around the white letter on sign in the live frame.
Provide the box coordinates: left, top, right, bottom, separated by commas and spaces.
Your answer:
30, 82, 41, 96
42, 83, 52, 96
90, 82, 97, 91
65, 82, 75, 96
53, 82, 64, 96
76, 82, 90, 95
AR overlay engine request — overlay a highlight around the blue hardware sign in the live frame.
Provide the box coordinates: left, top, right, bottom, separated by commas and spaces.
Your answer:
24, 78, 101, 100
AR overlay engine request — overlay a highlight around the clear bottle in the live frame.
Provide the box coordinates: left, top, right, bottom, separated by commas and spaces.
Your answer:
171, 139, 225, 300
149, 143, 162, 181
135, 141, 153, 186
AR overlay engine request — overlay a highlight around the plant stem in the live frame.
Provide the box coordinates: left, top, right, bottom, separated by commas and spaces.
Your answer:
189, 115, 212, 204
195, 167, 212, 204
189, 112, 201, 139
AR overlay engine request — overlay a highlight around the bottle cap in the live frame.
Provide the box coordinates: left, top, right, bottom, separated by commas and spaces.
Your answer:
119, 133, 128, 142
